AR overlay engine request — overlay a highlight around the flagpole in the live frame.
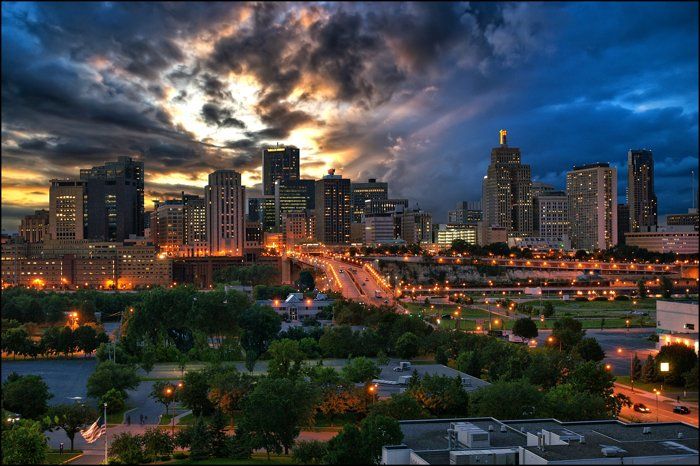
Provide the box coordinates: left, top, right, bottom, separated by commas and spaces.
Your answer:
104, 402, 108, 464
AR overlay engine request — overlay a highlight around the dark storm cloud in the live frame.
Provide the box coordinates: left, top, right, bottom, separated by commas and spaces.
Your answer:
200, 103, 246, 129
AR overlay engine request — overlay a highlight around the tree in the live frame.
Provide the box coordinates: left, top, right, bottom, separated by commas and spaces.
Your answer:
188, 416, 212, 461
40, 326, 61, 356
552, 317, 585, 351
1, 373, 52, 419
141, 427, 173, 461
543, 383, 608, 421
238, 378, 318, 457
319, 325, 355, 358
1, 327, 31, 359
470, 380, 543, 419
395, 332, 420, 359
298, 270, 316, 292
101, 388, 126, 414
574, 337, 606, 362
240, 305, 281, 370
208, 367, 255, 427
659, 276, 674, 298
631, 353, 643, 382
637, 279, 646, 298
512, 318, 538, 342
655, 344, 698, 385
299, 337, 321, 359
341, 357, 381, 384
1, 419, 49, 464
456, 351, 482, 378
180, 370, 215, 417
641, 354, 658, 383
47, 403, 97, 451
150, 381, 178, 417
409, 374, 469, 416
434, 346, 449, 365
209, 410, 230, 458
541, 301, 555, 318
108, 432, 145, 464
368, 392, 429, 420
57, 326, 76, 356
292, 440, 328, 464
360, 414, 403, 464
684, 363, 698, 391
73, 325, 99, 355
567, 361, 630, 418
323, 423, 367, 464
267, 339, 305, 380
86, 361, 139, 400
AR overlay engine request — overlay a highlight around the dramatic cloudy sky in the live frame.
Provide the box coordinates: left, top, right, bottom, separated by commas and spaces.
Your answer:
2, 1, 698, 231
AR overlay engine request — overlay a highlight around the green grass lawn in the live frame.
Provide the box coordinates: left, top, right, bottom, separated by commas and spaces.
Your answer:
45, 450, 82, 464
168, 454, 293, 464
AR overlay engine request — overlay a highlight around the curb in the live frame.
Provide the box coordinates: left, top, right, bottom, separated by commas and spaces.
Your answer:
62, 453, 84, 464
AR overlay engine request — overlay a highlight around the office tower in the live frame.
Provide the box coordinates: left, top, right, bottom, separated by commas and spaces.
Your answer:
363, 213, 395, 245
314, 169, 351, 244
205, 170, 246, 255
482, 130, 533, 236
617, 204, 630, 244
260, 196, 276, 232
262, 144, 300, 195
153, 199, 184, 255
245, 220, 263, 250
364, 198, 409, 216
351, 178, 388, 223
80, 156, 144, 240
274, 179, 315, 229
282, 211, 314, 246
533, 190, 568, 239
434, 224, 478, 248
182, 193, 206, 246
448, 201, 482, 225
627, 149, 657, 231
49, 179, 86, 240
398, 208, 432, 244
19, 210, 49, 243
247, 197, 261, 222
566, 163, 618, 251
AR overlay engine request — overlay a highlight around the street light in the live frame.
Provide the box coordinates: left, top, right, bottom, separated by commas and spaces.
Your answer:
659, 362, 670, 392
652, 388, 660, 422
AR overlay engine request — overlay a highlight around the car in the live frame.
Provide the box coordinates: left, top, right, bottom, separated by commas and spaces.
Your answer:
633, 403, 651, 413
673, 405, 691, 414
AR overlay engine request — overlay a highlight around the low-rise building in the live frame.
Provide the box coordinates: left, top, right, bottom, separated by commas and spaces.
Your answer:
257, 292, 333, 322
507, 235, 571, 250
364, 213, 395, 245
434, 223, 478, 248
382, 417, 699, 465
625, 227, 698, 254
656, 300, 699, 353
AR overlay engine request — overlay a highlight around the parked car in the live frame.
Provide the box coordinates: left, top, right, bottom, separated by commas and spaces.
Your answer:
673, 405, 691, 414
633, 403, 651, 413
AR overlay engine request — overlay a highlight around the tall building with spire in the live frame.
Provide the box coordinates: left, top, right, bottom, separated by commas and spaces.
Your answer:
481, 130, 533, 236
627, 149, 657, 232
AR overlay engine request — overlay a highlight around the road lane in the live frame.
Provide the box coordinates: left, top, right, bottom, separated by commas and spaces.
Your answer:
615, 383, 698, 426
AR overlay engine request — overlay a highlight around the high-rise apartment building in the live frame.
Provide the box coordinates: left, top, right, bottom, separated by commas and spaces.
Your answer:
448, 201, 482, 225
351, 178, 388, 223
314, 169, 351, 244
627, 149, 657, 232
153, 199, 184, 256
80, 156, 144, 241
183, 193, 206, 246
533, 191, 568, 239
205, 170, 245, 255
566, 163, 618, 251
482, 130, 533, 236
19, 210, 49, 243
262, 144, 300, 195
49, 179, 86, 240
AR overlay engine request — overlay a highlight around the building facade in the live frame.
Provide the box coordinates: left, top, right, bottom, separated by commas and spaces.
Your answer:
482, 130, 533, 236
617, 203, 630, 244
351, 178, 388, 223
183, 193, 207, 253
624, 227, 698, 254
19, 210, 49, 243
566, 163, 617, 251
627, 149, 657, 232
80, 156, 145, 241
363, 213, 395, 245
667, 208, 699, 229
152, 199, 185, 256
448, 201, 482, 225
49, 179, 87, 240
314, 169, 351, 244
533, 191, 568, 239
262, 145, 300, 195
434, 223, 478, 248
205, 170, 245, 256
274, 179, 315, 230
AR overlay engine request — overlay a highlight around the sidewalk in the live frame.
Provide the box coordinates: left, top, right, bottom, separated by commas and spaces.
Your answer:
615, 382, 699, 408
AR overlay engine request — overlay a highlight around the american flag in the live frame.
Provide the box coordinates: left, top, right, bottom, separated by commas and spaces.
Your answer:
80, 416, 106, 443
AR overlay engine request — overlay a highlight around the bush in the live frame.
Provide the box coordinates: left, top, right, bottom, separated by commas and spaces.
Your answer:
292, 440, 328, 464
173, 452, 188, 460
101, 388, 126, 414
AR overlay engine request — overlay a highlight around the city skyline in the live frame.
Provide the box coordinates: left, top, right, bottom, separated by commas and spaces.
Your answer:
2, 2, 698, 232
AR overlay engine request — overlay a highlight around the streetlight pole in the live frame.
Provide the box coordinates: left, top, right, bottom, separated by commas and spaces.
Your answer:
653, 389, 659, 423
104, 402, 108, 464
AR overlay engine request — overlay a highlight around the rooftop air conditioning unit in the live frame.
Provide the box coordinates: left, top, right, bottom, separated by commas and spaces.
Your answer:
488, 425, 494, 432
643, 427, 651, 434
500, 425, 507, 433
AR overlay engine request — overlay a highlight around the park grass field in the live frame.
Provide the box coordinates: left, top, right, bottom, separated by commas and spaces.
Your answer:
45, 450, 82, 464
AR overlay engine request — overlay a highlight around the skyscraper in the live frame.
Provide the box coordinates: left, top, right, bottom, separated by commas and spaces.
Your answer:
80, 156, 144, 241
183, 193, 206, 246
627, 149, 657, 232
566, 163, 618, 251
262, 144, 300, 195
351, 178, 388, 223
205, 170, 246, 255
152, 199, 184, 256
315, 169, 351, 244
274, 179, 315, 230
482, 130, 533, 236
49, 179, 86, 240
617, 203, 630, 244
